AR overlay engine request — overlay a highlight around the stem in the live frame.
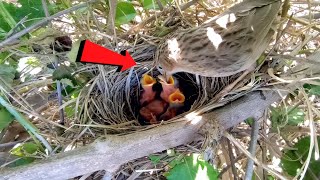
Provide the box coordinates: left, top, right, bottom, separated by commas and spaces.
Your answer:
244, 119, 259, 180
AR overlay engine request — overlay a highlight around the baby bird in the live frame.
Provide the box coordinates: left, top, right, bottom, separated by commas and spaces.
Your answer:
140, 74, 157, 106
159, 89, 185, 121
158, 75, 178, 103
139, 99, 168, 124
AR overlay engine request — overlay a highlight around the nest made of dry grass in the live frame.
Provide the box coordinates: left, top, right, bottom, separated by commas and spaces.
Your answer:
71, 59, 243, 135
2, 0, 320, 179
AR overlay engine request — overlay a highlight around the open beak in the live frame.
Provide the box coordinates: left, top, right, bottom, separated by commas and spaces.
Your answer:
158, 75, 177, 103
168, 89, 185, 105
164, 72, 172, 82
158, 75, 174, 85
158, 89, 185, 121
141, 74, 156, 87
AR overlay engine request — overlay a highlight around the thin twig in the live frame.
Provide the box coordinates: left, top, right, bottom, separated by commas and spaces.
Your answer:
0, 138, 31, 148
289, 15, 320, 32
244, 118, 260, 180
293, 88, 316, 180
0, 0, 97, 48
224, 131, 287, 180
120, 0, 199, 38
261, 111, 268, 180
227, 138, 238, 180
218, 154, 245, 179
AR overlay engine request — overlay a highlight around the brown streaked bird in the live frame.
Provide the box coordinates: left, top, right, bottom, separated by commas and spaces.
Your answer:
140, 74, 157, 106
160, 89, 185, 121
139, 99, 168, 124
158, 75, 178, 103
155, 0, 281, 78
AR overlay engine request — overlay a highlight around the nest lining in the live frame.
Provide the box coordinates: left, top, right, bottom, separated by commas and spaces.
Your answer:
73, 57, 242, 137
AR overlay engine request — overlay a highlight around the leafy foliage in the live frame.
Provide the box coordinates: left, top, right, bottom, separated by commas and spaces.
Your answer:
149, 155, 162, 165
52, 65, 76, 82
0, 0, 55, 40
0, 64, 16, 89
0, 105, 14, 130
165, 154, 219, 180
115, 1, 136, 25
270, 106, 305, 129
281, 136, 320, 179
304, 83, 320, 96
8, 142, 42, 167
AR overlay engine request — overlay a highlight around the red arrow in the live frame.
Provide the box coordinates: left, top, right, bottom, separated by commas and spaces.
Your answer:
76, 40, 136, 72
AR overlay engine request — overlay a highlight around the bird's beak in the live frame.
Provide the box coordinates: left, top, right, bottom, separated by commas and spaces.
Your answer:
158, 75, 174, 85
164, 72, 172, 82
141, 74, 156, 87
168, 89, 185, 105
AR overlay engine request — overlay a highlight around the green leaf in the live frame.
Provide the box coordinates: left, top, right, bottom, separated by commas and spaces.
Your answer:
166, 153, 219, 180
67, 40, 82, 62
0, 1, 17, 32
0, 0, 51, 36
65, 95, 81, 118
0, 106, 14, 130
245, 117, 254, 126
60, 78, 77, 88
25, 57, 41, 67
0, 51, 11, 64
115, 1, 136, 25
281, 136, 320, 179
70, 88, 81, 99
0, 64, 16, 88
65, 104, 75, 118
149, 155, 161, 165
304, 83, 320, 96
270, 106, 305, 129
10, 142, 39, 157
267, 175, 276, 180
287, 107, 304, 126
52, 65, 74, 81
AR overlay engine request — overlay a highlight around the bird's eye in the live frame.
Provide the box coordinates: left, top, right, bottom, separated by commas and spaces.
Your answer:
156, 66, 165, 74
157, 65, 163, 71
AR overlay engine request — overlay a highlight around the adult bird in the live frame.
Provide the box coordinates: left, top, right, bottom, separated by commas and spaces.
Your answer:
155, 0, 281, 78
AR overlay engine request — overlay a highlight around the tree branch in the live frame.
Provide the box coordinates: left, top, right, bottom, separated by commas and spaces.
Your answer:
0, 90, 283, 180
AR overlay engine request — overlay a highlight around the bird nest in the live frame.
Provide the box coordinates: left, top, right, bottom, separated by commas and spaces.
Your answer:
71, 52, 242, 138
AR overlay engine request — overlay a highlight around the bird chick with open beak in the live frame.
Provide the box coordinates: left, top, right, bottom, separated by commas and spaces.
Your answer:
139, 99, 168, 124
159, 89, 185, 121
140, 74, 157, 106
158, 75, 178, 103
